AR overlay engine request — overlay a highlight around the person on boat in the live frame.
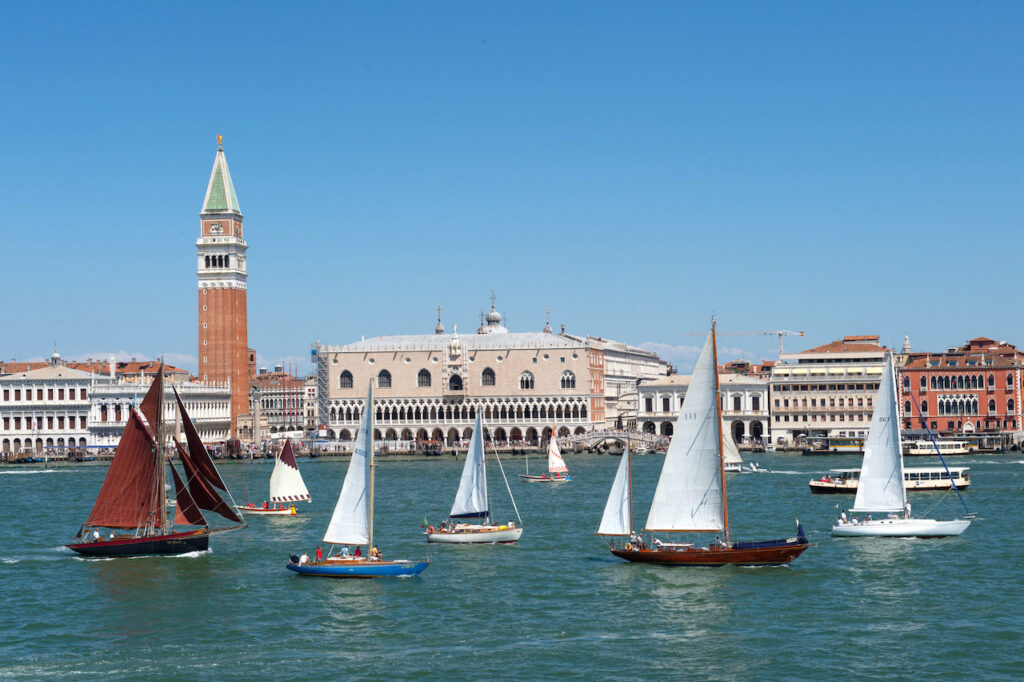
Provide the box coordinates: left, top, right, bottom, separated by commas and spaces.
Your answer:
354, 546, 362, 558
263, 501, 269, 510
316, 546, 323, 562
341, 546, 350, 557
840, 510, 848, 524
653, 538, 663, 549
370, 545, 381, 560
298, 552, 309, 565
92, 529, 100, 542
905, 501, 912, 518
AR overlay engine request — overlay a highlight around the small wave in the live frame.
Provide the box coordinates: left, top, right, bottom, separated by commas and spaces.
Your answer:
766, 470, 805, 475
2, 558, 20, 564
0, 469, 58, 475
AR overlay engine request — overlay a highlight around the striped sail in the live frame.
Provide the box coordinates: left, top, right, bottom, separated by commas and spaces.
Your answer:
270, 439, 311, 503
323, 385, 372, 545
645, 329, 725, 532
547, 436, 569, 474
450, 414, 489, 519
852, 354, 906, 514
597, 445, 631, 535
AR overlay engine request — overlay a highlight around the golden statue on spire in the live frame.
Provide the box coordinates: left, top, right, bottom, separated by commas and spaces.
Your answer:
217, 133, 223, 146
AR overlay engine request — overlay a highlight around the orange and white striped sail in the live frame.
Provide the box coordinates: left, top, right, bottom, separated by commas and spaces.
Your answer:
547, 435, 569, 474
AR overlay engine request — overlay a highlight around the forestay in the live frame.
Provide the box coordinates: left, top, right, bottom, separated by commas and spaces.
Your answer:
547, 437, 569, 474
852, 354, 906, 514
324, 384, 372, 545
450, 414, 489, 519
597, 445, 631, 535
645, 329, 725, 532
270, 439, 311, 503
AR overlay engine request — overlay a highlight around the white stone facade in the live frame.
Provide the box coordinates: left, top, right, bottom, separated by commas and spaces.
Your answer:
0, 364, 95, 454
638, 373, 769, 444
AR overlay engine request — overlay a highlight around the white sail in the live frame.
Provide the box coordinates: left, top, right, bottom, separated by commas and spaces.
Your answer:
547, 436, 568, 474
450, 414, 489, 519
722, 428, 743, 466
269, 439, 311, 502
597, 443, 631, 535
323, 385, 372, 545
645, 329, 725, 532
852, 354, 906, 514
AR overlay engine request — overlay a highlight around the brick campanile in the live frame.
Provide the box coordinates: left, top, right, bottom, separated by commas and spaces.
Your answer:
197, 135, 249, 437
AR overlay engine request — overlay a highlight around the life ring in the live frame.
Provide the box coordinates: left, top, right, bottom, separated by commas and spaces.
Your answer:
624, 542, 633, 551
427, 526, 434, 534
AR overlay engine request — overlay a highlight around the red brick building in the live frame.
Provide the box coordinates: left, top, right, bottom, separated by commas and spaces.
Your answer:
899, 337, 1023, 439
196, 136, 249, 436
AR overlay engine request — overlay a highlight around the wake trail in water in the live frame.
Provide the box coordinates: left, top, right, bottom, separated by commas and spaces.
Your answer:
0, 469, 60, 475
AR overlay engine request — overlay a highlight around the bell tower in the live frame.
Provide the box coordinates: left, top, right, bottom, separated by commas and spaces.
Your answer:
197, 135, 249, 437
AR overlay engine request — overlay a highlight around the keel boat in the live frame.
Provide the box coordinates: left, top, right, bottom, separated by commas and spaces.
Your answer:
287, 383, 428, 578
237, 439, 310, 515
521, 431, 570, 482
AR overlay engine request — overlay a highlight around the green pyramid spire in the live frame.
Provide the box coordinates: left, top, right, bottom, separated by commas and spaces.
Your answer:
201, 135, 242, 214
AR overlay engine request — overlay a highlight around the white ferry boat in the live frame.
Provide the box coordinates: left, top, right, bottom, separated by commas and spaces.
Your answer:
809, 467, 970, 494
904, 440, 970, 456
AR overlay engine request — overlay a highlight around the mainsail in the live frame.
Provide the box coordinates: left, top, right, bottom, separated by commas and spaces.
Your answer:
171, 463, 208, 527
547, 435, 569, 474
645, 328, 726, 532
270, 439, 311, 503
85, 409, 163, 529
175, 389, 227, 490
597, 444, 632, 535
450, 414, 489, 519
852, 354, 906, 514
723, 429, 743, 467
324, 384, 373, 545
176, 440, 243, 524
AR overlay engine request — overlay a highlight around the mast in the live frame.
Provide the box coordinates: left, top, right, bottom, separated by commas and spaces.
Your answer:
626, 430, 633, 534
711, 322, 730, 544
482, 426, 489, 524
367, 381, 375, 552
158, 363, 168, 534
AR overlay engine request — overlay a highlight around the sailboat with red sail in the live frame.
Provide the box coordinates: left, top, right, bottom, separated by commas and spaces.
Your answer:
67, 363, 245, 557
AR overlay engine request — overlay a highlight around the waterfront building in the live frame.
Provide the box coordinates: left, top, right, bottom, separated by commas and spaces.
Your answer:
898, 336, 1023, 443
562, 333, 669, 428
637, 372, 769, 443
315, 302, 596, 446
770, 335, 889, 446
303, 376, 317, 433
197, 135, 249, 436
247, 365, 306, 438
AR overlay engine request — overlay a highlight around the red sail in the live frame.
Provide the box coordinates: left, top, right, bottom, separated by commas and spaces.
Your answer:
171, 462, 208, 527
280, 438, 299, 470
86, 410, 162, 529
176, 440, 243, 525
174, 387, 226, 490
139, 362, 164, 434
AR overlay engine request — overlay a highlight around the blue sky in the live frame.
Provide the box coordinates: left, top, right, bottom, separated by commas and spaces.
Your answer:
1, 3, 1021, 374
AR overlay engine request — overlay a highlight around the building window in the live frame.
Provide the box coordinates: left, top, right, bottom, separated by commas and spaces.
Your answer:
377, 370, 392, 388
481, 368, 496, 386
339, 371, 353, 388
520, 372, 535, 390
752, 396, 760, 411
449, 375, 463, 391
903, 375, 910, 389
904, 401, 911, 415
663, 397, 671, 412
48, 389, 53, 400
921, 400, 928, 415
645, 397, 653, 412
988, 399, 996, 413
417, 369, 431, 388
921, 376, 927, 390
988, 374, 995, 389
1009, 399, 1015, 413
1008, 374, 1014, 387
561, 371, 576, 390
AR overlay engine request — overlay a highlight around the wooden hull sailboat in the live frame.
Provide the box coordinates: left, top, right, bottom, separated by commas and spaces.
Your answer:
830, 354, 971, 539
428, 413, 524, 544
67, 364, 245, 558
236, 504, 297, 516
597, 323, 809, 568
287, 383, 428, 579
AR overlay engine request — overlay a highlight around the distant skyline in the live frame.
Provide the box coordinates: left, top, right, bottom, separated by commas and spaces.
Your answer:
2, 3, 1021, 376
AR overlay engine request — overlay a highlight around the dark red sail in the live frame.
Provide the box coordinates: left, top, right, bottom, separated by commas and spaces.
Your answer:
139, 363, 164, 434
174, 387, 226, 490
171, 462, 208, 527
280, 438, 298, 469
176, 440, 243, 524
86, 410, 162, 529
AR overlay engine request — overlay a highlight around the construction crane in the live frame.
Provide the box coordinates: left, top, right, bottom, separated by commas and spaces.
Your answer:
681, 330, 805, 356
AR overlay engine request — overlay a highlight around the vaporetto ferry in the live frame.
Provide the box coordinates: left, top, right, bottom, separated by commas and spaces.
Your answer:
809, 467, 970, 494
903, 440, 970, 456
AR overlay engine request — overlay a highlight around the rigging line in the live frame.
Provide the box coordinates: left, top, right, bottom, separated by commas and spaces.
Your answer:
907, 392, 970, 515
489, 443, 522, 526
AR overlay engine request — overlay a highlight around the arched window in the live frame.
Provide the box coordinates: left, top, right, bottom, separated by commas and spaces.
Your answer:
1008, 399, 1015, 413
1008, 374, 1015, 387
560, 370, 576, 389
988, 374, 995, 389
930, 376, 936, 390
481, 367, 496, 386
417, 369, 431, 388
957, 376, 964, 389
204, 255, 211, 268
971, 375, 978, 389
377, 370, 392, 388
904, 401, 911, 415
938, 401, 945, 416
988, 399, 996, 413
903, 375, 910, 389
225, 255, 231, 268
920, 400, 928, 415
519, 372, 535, 390
449, 375, 463, 391
339, 370, 353, 388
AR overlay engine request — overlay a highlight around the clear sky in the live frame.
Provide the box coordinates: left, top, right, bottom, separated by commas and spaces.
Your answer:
1, 2, 1021, 374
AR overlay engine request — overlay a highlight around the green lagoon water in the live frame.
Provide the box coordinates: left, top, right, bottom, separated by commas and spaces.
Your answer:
1, 452, 1021, 680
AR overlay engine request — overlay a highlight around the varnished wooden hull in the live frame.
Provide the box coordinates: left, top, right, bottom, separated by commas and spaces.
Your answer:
611, 539, 809, 567
67, 528, 210, 557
